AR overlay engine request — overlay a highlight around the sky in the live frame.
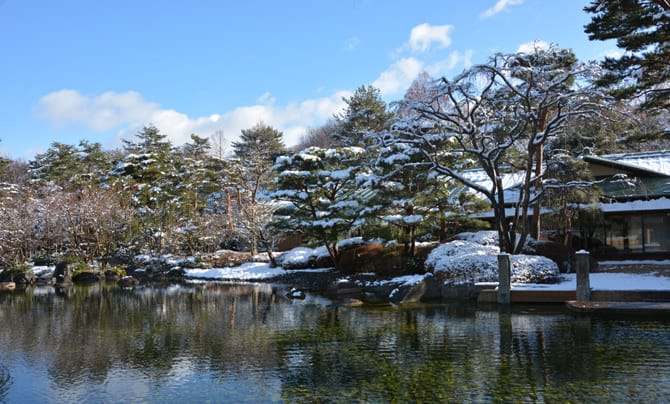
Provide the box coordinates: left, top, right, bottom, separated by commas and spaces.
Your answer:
0, 0, 619, 161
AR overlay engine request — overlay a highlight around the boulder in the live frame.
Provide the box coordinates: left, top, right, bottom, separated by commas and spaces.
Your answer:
10, 270, 35, 285
388, 275, 442, 304
286, 288, 306, 299
53, 262, 73, 285
440, 283, 479, 300
0, 282, 16, 290
104, 270, 120, 282
167, 267, 186, 278
118, 276, 140, 288
72, 271, 102, 284
325, 279, 364, 299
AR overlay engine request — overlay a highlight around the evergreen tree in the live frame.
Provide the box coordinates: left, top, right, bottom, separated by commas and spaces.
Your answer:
584, 0, 670, 110
177, 134, 217, 216
230, 122, 285, 254
232, 122, 285, 164
271, 146, 371, 269
111, 125, 181, 253
29, 142, 80, 187
333, 85, 394, 147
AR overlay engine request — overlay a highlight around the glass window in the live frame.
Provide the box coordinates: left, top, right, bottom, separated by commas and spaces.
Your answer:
643, 214, 670, 252
605, 215, 643, 252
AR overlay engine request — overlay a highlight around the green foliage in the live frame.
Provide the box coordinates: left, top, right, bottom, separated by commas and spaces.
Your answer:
232, 122, 285, 162
4, 263, 31, 274
272, 146, 370, 267
107, 266, 127, 277
333, 85, 394, 147
584, 0, 670, 110
28, 140, 112, 188
543, 153, 601, 245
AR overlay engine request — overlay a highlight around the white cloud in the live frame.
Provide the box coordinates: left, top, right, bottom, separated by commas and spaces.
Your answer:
426, 50, 475, 76
516, 39, 550, 54
372, 57, 424, 96
36, 89, 351, 149
481, 0, 523, 19
407, 23, 454, 53
372, 51, 474, 98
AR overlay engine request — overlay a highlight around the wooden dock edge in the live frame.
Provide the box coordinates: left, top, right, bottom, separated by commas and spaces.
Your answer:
566, 300, 670, 316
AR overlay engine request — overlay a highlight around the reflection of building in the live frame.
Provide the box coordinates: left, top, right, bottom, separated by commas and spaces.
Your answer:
580, 151, 670, 260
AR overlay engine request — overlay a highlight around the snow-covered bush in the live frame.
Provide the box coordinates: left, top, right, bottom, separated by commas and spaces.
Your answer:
425, 232, 559, 285
276, 246, 332, 270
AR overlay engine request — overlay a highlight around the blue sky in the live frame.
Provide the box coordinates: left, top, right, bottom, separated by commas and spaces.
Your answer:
0, 0, 617, 160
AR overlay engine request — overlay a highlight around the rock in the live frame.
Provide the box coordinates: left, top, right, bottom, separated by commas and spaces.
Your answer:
72, 271, 102, 284
118, 276, 139, 287
11, 271, 36, 285
325, 279, 364, 299
440, 283, 479, 300
104, 270, 120, 282
339, 298, 365, 307
0, 269, 35, 285
286, 288, 306, 299
403, 274, 441, 303
53, 262, 73, 285
0, 282, 15, 290
167, 267, 186, 278
387, 275, 442, 304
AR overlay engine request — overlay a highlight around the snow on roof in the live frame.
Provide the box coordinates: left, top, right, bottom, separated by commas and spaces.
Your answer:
599, 150, 670, 176
598, 197, 670, 213
461, 169, 527, 190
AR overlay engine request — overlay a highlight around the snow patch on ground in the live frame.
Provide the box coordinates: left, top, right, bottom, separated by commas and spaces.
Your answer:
185, 262, 330, 280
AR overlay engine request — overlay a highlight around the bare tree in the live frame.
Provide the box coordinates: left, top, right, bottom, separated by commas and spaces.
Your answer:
210, 129, 228, 160
390, 46, 606, 254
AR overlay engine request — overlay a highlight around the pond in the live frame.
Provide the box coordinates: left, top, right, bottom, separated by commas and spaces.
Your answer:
1, 282, 669, 403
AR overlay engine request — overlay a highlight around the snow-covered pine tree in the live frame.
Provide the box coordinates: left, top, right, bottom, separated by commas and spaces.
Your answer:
271, 146, 371, 269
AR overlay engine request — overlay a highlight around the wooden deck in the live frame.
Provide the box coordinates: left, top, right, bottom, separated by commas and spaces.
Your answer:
478, 289, 576, 303
478, 289, 670, 304
566, 300, 670, 316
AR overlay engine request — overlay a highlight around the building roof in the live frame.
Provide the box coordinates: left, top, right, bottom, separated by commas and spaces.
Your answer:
583, 151, 670, 179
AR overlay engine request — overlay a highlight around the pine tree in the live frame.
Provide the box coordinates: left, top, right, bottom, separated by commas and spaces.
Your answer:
230, 122, 285, 254
333, 85, 394, 147
271, 146, 370, 269
584, 0, 670, 110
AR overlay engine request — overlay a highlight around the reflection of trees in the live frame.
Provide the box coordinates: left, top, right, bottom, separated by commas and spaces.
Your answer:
1, 287, 669, 401
0, 364, 11, 401
0, 283, 292, 390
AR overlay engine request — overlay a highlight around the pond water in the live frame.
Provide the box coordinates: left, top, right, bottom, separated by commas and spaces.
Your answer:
1, 282, 669, 403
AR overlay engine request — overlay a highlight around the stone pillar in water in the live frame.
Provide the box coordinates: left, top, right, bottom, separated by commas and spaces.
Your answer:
497, 253, 511, 305
576, 250, 590, 301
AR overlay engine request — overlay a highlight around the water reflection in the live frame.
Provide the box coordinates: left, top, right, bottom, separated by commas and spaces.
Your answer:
0, 283, 669, 402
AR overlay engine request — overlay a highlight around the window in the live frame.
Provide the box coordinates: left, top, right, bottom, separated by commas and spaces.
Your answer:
601, 213, 670, 254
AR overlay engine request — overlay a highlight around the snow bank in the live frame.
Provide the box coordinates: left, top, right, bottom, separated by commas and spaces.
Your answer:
185, 262, 331, 280
185, 262, 286, 280
425, 232, 559, 285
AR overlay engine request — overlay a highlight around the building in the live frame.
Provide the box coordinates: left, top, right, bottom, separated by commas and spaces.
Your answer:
467, 150, 670, 260
579, 151, 670, 260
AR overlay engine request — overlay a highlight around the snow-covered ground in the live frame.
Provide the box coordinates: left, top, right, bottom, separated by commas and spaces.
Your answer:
184, 262, 331, 280
182, 263, 670, 291
19, 249, 670, 292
